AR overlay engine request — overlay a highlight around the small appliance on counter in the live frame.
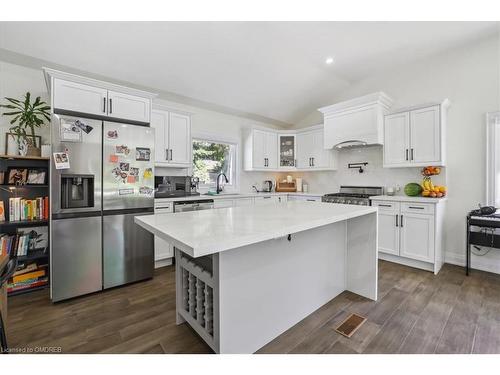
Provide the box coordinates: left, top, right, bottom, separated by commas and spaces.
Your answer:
322, 186, 384, 206
262, 180, 274, 192
154, 176, 200, 198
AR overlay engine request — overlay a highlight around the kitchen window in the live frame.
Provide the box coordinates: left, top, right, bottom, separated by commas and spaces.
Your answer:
192, 138, 237, 190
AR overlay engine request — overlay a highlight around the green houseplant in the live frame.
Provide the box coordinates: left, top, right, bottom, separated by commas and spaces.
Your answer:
0, 92, 50, 156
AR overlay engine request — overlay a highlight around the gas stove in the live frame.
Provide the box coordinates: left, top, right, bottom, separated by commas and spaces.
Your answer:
322, 186, 384, 206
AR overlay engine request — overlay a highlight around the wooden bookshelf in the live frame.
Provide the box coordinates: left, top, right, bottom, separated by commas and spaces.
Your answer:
0, 154, 50, 161
0, 156, 50, 296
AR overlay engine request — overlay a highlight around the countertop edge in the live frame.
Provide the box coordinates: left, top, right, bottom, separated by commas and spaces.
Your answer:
370, 195, 448, 203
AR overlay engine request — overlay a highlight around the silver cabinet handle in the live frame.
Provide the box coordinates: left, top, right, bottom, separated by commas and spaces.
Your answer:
312, 157, 315, 167
378, 204, 392, 207
109, 98, 113, 114
170, 149, 173, 161
408, 206, 424, 210
395, 214, 398, 227
400, 215, 404, 227
165, 149, 168, 161
103, 97, 106, 113
411, 148, 414, 161
406, 149, 409, 161
263, 196, 271, 199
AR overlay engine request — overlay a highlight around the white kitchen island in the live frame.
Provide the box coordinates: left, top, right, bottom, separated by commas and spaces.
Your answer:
135, 201, 378, 354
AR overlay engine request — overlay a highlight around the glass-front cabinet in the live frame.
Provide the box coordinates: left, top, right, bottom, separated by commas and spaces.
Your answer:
278, 134, 296, 168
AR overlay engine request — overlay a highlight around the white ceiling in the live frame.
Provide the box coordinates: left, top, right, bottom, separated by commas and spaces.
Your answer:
0, 22, 497, 125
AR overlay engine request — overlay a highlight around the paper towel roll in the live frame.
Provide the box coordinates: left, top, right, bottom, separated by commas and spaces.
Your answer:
296, 178, 302, 192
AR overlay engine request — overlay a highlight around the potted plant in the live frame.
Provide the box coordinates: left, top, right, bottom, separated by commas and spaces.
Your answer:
0, 92, 50, 156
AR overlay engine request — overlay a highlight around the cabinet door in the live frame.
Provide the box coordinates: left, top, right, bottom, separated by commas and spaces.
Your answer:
297, 131, 314, 168
278, 134, 296, 168
410, 105, 441, 163
400, 213, 435, 262
252, 130, 267, 169
312, 129, 331, 168
168, 112, 191, 165
154, 235, 173, 261
107, 90, 151, 123
384, 112, 410, 166
151, 110, 169, 163
266, 131, 278, 169
53, 79, 107, 116
377, 211, 400, 256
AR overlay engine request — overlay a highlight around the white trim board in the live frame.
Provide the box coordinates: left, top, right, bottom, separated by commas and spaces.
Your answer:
445, 251, 500, 275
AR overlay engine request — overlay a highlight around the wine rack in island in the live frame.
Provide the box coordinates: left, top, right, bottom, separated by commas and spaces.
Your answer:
0, 155, 50, 296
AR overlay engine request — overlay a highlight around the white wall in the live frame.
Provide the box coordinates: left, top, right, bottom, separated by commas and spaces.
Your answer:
293, 34, 500, 272
0, 60, 282, 193
0, 61, 51, 149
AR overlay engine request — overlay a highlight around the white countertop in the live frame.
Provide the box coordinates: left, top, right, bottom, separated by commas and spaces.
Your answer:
155, 191, 326, 202
370, 195, 447, 203
136, 201, 377, 257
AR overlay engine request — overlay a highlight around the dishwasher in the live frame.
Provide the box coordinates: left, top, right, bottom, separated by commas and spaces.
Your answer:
173, 199, 215, 213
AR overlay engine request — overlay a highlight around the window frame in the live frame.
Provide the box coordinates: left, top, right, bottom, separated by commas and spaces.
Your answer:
486, 112, 500, 206
191, 131, 239, 193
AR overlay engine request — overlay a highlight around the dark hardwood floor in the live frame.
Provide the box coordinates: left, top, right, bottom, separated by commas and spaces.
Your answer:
6, 260, 500, 354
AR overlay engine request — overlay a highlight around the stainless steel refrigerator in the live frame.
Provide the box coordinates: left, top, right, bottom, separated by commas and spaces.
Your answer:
51, 114, 155, 302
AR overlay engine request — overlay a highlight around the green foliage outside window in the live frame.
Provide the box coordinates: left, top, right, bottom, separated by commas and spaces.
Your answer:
193, 140, 232, 185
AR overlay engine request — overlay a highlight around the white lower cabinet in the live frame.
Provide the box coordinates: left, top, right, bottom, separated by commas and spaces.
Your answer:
372, 199, 444, 274
234, 198, 254, 207
154, 236, 173, 262
254, 196, 280, 205
400, 212, 435, 262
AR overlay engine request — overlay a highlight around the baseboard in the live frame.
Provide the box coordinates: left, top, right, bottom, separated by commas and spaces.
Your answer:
379, 252, 435, 273
155, 258, 173, 269
444, 251, 500, 275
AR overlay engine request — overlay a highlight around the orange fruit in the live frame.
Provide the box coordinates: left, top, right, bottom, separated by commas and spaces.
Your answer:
430, 192, 437, 198
439, 186, 447, 193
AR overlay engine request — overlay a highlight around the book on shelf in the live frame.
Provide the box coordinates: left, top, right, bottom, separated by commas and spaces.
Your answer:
0, 227, 48, 257
6, 196, 49, 222
7, 263, 48, 293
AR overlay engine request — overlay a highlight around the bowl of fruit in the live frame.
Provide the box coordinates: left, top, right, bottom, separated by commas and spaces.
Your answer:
420, 166, 446, 198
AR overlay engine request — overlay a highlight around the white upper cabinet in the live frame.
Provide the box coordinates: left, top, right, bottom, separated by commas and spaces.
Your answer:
296, 127, 336, 170
53, 79, 108, 117
297, 131, 314, 168
151, 110, 168, 163
383, 112, 410, 166
107, 90, 151, 123
245, 125, 335, 171
45, 69, 156, 124
151, 109, 192, 167
245, 129, 277, 170
168, 112, 191, 165
383, 101, 449, 168
410, 105, 441, 164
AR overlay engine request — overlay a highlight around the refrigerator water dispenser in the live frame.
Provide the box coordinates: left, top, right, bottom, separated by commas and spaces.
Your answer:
61, 174, 95, 209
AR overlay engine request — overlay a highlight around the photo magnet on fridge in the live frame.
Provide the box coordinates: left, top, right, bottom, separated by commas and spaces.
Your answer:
53, 152, 70, 169
139, 186, 153, 196
119, 162, 130, 171
109, 155, 119, 163
115, 145, 130, 155
136, 147, 151, 161
74, 119, 93, 134
127, 175, 136, 183
143, 168, 153, 179
107, 130, 118, 139
129, 167, 139, 176
60, 119, 82, 142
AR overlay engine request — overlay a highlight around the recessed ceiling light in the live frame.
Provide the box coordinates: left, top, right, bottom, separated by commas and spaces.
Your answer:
325, 57, 334, 65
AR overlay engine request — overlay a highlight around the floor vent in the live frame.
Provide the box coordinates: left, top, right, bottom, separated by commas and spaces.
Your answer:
334, 313, 367, 338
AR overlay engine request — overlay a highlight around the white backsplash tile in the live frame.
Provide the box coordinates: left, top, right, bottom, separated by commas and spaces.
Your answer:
277, 146, 446, 194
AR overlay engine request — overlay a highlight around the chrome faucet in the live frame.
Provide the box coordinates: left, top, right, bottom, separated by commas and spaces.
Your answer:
216, 173, 229, 194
